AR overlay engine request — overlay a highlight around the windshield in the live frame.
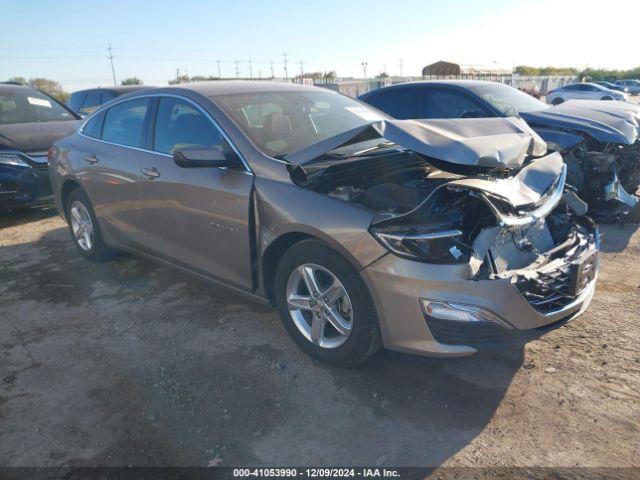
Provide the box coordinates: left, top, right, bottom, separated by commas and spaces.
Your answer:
0, 88, 76, 125
214, 90, 386, 157
469, 83, 548, 116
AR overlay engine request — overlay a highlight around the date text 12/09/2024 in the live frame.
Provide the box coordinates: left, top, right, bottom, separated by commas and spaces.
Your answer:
233, 468, 401, 478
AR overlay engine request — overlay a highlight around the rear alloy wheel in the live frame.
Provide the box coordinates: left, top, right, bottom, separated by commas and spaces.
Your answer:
602, 96, 613, 100
70, 200, 94, 251
275, 240, 381, 367
552, 97, 564, 105
66, 188, 116, 262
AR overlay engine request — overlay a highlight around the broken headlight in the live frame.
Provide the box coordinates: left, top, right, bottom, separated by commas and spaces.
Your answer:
371, 226, 472, 263
0, 152, 29, 167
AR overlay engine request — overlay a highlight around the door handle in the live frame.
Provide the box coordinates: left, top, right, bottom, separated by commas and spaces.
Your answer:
84, 154, 99, 164
141, 167, 160, 179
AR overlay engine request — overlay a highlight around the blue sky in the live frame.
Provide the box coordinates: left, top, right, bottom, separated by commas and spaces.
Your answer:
1, 0, 638, 91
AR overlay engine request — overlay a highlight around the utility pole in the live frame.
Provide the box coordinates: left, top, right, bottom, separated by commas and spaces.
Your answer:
270, 60, 275, 79
217, 60, 221, 78
234, 60, 240, 78
398, 58, 404, 77
248, 59, 253, 79
283, 52, 289, 82
361, 61, 368, 79
299, 61, 304, 77
107, 44, 117, 86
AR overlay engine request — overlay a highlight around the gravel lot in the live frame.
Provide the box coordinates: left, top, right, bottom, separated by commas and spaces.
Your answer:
1, 203, 639, 471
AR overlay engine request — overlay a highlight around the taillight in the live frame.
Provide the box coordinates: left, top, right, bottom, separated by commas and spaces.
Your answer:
47, 146, 58, 162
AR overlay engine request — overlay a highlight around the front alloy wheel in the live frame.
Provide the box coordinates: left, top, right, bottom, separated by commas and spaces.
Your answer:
275, 240, 381, 367
286, 263, 353, 348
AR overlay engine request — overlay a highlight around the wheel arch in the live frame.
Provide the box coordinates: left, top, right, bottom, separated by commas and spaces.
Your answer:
260, 227, 373, 306
60, 178, 83, 219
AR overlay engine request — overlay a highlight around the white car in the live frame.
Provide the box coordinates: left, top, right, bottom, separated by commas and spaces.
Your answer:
614, 80, 640, 95
546, 82, 628, 105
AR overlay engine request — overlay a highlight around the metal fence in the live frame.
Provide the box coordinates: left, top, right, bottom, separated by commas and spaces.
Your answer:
313, 74, 579, 98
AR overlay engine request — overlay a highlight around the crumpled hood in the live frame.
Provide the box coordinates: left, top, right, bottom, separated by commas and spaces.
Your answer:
0, 120, 79, 152
521, 100, 640, 145
285, 117, 547, 170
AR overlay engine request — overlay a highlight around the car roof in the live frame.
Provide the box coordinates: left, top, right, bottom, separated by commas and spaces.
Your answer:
159, 80, 331, 98
358, 80, 500, 99
71, 85, 150, 95
0, 83, 40, 94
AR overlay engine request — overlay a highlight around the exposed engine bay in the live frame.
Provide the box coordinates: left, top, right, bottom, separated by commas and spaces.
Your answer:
287, 124, 599, 317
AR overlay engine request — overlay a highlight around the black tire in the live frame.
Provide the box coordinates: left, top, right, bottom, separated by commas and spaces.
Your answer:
274, 240, 381, 367
552, 97, 564, 105
65, 188, 116, 262
624, 200, 640, 223
602, 96, 613, 101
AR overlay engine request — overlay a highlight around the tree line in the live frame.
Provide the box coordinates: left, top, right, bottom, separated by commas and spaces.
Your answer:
515, 65, 640, 81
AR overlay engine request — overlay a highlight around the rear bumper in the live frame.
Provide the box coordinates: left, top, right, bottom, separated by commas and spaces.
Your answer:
0, 164, 51, 210
361, 225, 598, 357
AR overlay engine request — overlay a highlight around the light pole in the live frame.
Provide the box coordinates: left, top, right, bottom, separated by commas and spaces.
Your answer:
107, 44, 117, 86
283, 52, 289, 82
361, 62, 368, 79
217, 60, 221, 78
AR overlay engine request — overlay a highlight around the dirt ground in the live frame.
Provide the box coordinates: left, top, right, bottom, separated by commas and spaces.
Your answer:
0, 206, 639, 471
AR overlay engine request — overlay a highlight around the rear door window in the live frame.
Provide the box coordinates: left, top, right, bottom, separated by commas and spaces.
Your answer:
102, 98, 150, 148
83, 111, 106, 138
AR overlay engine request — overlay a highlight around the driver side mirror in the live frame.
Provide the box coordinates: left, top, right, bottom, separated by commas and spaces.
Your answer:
173, 146, 240, 168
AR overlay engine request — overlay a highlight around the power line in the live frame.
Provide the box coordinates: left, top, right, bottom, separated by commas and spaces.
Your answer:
283, 52, 289, 82
107, 44, 117, 86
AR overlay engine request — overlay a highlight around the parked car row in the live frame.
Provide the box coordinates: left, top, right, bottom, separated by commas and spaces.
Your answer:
68, 85, 149, 117
0, 83, 151, 210
2, 78, 638, 366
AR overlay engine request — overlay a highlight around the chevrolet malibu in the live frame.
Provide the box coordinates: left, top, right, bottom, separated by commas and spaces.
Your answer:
49, 82, 599, 366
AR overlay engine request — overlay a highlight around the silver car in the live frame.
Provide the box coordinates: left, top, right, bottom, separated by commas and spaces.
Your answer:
546, 82, 628, 105
48, 82, 599, 366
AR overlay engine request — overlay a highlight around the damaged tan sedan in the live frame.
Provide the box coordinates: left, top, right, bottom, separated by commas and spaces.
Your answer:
48, 82, 599, 366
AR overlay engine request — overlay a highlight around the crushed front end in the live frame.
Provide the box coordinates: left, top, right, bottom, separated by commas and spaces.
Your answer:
288, 118, 600, 356
359, 152, 598, 355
